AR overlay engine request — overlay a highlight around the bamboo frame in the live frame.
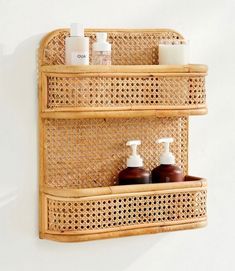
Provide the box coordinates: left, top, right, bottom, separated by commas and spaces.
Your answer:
40, 176, 207, 241
40, 64, 207, 116
40, 221, 207, 243
39, 28, 208, 243
40, 64, 208, 74
41, 177, 207, 236
43, 178, 206, 198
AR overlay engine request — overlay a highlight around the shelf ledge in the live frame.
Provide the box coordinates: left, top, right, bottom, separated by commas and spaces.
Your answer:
40, 64, 208, 75
41, 108, 207, 119
42, 177, 207, 198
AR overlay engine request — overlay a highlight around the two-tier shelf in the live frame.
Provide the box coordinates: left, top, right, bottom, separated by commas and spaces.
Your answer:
39, 29, 207, 242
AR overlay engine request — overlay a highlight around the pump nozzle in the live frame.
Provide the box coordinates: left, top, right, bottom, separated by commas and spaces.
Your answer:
93, 32, 111, 52
156, 137, 175, 165
96, 32, 107, 42
126, 140, 143, 167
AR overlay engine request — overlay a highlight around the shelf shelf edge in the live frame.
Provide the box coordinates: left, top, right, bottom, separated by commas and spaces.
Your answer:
42, 178, 207, 198
40, 64, 208, 74
40, 108, 208, 119
40, 220, 207, 243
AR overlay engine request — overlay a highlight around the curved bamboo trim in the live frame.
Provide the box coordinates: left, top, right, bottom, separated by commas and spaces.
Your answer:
39, 29, 208, 242
40, 221, 207, 243
39, 28, 185, 65
39, 29, 207, 117
44, 217, 207, 236
42, 177, 207, 198
41, 108, 207, 119
41, 64, 208, 74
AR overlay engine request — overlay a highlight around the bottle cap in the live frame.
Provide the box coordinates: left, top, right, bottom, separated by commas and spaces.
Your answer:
157, 138, 175, 165
126, 140, 143, 167
70, 23, 84, 37
93, 32, 111, 51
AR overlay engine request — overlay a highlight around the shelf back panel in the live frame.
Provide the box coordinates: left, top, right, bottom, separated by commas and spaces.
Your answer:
43, 116, 188, 189
39, 29, 184, 66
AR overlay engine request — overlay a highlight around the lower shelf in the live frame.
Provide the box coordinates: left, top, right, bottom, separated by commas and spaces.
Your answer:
40, 176, 207, 242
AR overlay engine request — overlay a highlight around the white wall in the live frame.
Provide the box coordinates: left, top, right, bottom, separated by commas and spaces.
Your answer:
0, 0, 234, 270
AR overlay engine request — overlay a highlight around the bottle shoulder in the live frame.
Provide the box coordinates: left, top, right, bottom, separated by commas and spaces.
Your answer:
119, 167, 150, 177
118, 167, 150, 185
152, 164, 182, 173
152, 164, 184, 183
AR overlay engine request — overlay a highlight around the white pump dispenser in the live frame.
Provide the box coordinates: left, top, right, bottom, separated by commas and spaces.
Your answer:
92, 32, 112, 65
93, 33, 111, 52
157, 138, 175, 165
126, 140, 143, 167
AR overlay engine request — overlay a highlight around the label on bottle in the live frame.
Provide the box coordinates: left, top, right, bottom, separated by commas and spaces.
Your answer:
71, 51, 89, 65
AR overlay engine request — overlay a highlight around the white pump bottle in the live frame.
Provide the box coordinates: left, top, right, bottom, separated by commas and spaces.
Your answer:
92, 32, 111, 65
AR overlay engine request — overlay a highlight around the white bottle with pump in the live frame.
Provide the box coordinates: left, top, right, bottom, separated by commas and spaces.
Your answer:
65, 23, 89, 65
152, 138, 184, 183
92, 32, 111, 65
118, 140, 150, 185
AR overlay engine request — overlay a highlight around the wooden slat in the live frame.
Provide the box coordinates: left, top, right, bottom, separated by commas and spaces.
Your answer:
42, 177, 206, 198
40, 64, 208, 74
40, 221, 207, 242
41, 108, 207, 119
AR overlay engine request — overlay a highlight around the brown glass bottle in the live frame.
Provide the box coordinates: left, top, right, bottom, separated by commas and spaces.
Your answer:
152, 164, 184, 183
118, 167, 151, 185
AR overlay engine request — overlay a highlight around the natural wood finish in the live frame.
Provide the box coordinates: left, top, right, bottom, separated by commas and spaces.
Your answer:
42, 117, 188, 188
41, 70, 207, 114
39, 29, 207, 116
39, 28, 185, 66
39, 28, 208, 242
43, 177, 206, 198
40, 221, 207, 243
43, 218, 207, 236
41, 66, 207, 114
38, 67, 46, 237
41, 177, 207, 239
39, 28, 207, 116
41, 108, 207, 119
41, 64, 208, 74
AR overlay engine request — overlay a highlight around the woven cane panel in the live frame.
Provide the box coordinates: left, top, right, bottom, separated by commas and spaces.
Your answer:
41, 29, 183, 65
44, 117, 188, 189
46, 190, 207, 233
46, 74, 206, 110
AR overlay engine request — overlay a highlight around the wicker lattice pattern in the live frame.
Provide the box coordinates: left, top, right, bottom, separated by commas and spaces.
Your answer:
44, 117, 188, 189
41, 29, 184, 66
39, 29, 208, 242
47, 190, 207, 233
46, 74, 206, 110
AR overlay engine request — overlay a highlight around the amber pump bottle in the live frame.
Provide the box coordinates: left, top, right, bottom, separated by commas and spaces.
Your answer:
118, 140, 150, 185
152, 138, 184, 183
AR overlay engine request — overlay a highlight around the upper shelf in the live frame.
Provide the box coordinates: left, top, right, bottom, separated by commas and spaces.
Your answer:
39, 29, 208, 118
39, 28, 186, 66
40, 64, 207, 118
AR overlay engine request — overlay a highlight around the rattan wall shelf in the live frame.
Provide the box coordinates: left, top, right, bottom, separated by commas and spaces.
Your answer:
39, 28, 208, 242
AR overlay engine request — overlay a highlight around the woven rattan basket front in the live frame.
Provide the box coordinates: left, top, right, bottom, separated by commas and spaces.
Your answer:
39, 28, 208, 242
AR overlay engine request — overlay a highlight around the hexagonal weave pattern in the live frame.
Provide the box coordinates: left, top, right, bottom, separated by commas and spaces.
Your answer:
46, 189, 207, 234
44, 117, 188, 189
46, 74, 206, 110
41, 29, 184, 65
